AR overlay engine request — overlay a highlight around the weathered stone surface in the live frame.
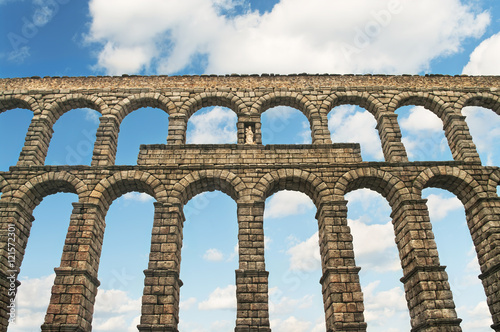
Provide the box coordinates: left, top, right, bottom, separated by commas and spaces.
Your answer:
0, 74, 499, 331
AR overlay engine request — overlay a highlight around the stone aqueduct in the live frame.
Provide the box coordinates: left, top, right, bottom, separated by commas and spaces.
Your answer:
0, 74, 499, 332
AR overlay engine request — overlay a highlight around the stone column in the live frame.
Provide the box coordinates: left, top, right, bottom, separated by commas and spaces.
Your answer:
442, 113, 480, 162
235, 201, 270, 331
391, 199, 462, 332
310, 111, 332, 145
0, 201, 34, 330
376, 113, 409, 162
138, 202, 184, 332
167, 114, 187, 145
465, 197, 500, 331
91, 116, 120, 166
42, 202, 105, 332
17, 116, 53, 166
317, 201, 366, 332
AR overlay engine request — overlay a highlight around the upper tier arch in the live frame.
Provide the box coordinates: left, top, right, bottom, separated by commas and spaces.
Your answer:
455, 92, 500, 115
112, 93, 176, 124
0, 95, 40, 114
42, 94, 109, 125
388, 92, 449, 118
180, 92, 245, 119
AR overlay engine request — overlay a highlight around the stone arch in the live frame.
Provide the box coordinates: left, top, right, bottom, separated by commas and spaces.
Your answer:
254, 169, 331, 207
252, 92, 326, 144
11, 171, 87, 212
88, 170, 167, 211
169, 170, 245, 206
112, 93, 176, 124
180, 92, 245, 119
388, 92, 449, 119
321, 91, 384, 116
412, 166, 486, 209
43, 94, 109, 125
455, 92, 500, 116
252, 92, 316, 118
0, 95, 40, 115
333, 167, 411, 207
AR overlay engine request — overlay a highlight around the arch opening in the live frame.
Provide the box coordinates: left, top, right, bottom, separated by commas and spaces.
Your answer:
186, 106, 237, 144
422, 187, 493, 331
0, 108, 32, 171
264, 190, 324, 331
345, 188, 410, 331
45, 108, 101, 165
179, 191, 238, 331
261, 106, 311, 145
7, 192, 77, 332
328, 105, 383, 161
92, 191, 156, 331
462, 106, 500, 166
115, 107, 169, 165
395, 105, 453, 161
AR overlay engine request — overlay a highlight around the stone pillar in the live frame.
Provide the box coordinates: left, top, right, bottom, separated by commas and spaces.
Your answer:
391, 199, 462, 332
42, 202, 105, 332
310, 112, 332, 145
17, 116, 53, 166
376, 113, 409, 162
235, 201, 270, 331
167, 114, 187, 145
0, 201, 34, 330
91, 116, 119, 166
465, 197, 500, 331
138, 202, 184, 332
317, 201, 366, 332
442, 113, 480, 163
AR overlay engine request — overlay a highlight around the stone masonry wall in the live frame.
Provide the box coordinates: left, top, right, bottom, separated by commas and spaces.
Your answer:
0, 74, 499, 332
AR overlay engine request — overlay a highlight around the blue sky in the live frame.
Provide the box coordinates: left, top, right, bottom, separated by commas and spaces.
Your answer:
0, 0, 500, 331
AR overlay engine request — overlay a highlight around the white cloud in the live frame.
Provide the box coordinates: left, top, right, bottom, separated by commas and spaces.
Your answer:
186, 107, 237, 144
399, 106, 443, 132
198, 285, 237, 310
363, 281, 410, 330
269, 287, 315, 316
94, 289, 141, 314
461, 301, 494, 331
462, 107, 500, 166
328, 105, 384, 160
425, 193, 462, 221
203, 248, 224, 262
16, 274, 54, 309
92, 289, 141, 332
463, 32, 500, 75
86, 0, 490, 75
265, 190, 315, 219
93, 315, 128, 331
286, 232, 321, 272
121, 192, 154, 202
8, 274, 54, 331
84, 108, 101, 124
349, 218, 400, 272
180, 297, 197, 310
271, 316, 311, 332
